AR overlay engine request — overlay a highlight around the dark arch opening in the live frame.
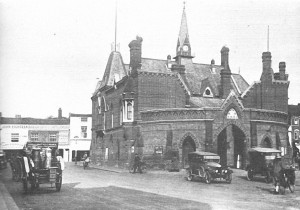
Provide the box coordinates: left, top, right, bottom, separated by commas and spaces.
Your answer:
262, 137, 272, 148
182, 136, 196, 168
217, 124, 246, 168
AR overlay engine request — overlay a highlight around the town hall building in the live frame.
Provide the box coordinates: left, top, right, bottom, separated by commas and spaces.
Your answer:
90, 6, 290, 169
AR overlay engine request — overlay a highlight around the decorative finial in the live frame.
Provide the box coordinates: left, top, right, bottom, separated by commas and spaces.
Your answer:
183, 1, 186, 9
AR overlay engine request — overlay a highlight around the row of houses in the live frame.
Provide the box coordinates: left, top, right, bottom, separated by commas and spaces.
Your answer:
0, 109, 92, 162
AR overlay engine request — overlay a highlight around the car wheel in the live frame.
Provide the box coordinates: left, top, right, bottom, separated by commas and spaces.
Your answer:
226, 173, 232, 184
204, 171, 211, 184
186, 170, 193, 181
246, 169, 253, 181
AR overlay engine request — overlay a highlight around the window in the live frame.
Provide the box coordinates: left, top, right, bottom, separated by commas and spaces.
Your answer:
122, 100, 134, 122
81, 126, 87, 138
294, 118, 298, 125
49, 133, 57, 142
127, 101, 133, 120
81, 117, 87, 122
226, 108, 238, 119
294, 130, 299, 140
30, 133, 39, 141
11, 133, 19, 142
111, 113, 114, 128
203, 87, 213, 97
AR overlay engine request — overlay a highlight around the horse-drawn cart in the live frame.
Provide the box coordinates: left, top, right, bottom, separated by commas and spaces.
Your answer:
21, 142, 63, 193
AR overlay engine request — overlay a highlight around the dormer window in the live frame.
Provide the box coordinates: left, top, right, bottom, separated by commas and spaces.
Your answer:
203, 87, 213, 97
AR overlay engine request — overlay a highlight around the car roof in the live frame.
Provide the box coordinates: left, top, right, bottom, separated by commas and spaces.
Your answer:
188, 151, 219, 156
248, 147, 281, 153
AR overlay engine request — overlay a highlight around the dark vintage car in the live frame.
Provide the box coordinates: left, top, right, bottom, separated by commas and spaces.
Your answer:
246, 147, 281, 183
0, 152, 8, 169
186, 151, 233, 184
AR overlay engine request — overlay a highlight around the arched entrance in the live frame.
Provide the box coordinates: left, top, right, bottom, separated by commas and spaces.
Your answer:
217, 124, 246, 168
182, 136, 196, 168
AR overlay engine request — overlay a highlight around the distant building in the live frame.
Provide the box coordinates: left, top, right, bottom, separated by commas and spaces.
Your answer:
0, 109, 69, 161
90, 5, 290, 169
69, 113, 92, 161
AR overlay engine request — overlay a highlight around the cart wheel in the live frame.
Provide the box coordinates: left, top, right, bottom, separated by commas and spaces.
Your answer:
225, 173, 232, 184
186, 170, 193, 181
23, 177, 28, 193
204, 171, 212, 184
246, 170, 253, 181
56, 175, 62, 192
287, 179, 295, 193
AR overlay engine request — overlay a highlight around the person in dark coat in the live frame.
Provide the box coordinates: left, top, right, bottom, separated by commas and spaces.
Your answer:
272, 155, 283, 194
133, 153, 141, 173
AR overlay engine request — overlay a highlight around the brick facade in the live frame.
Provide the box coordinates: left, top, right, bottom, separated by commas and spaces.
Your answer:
90, 6, 290, 169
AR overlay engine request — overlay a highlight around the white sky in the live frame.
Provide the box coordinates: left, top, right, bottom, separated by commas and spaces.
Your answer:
0, 0, 299, 118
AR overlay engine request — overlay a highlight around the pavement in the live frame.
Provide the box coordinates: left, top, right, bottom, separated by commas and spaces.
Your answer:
0, 178, 19, 210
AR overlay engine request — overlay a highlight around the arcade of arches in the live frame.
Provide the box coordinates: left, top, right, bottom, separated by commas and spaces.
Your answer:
181, 124, 247, 169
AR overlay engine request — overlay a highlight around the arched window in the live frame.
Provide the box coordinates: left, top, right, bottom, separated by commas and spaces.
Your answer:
226, 108, 238, 119
127, 101, 133, 120
122, 99, 134, 122
262, 137, 272, 148
203, 87, 213, 97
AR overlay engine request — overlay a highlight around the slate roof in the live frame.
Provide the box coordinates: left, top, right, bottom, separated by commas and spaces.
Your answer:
139, 57, 249, 99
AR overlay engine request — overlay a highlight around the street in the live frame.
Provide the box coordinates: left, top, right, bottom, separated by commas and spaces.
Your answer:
1, 163, 300, 210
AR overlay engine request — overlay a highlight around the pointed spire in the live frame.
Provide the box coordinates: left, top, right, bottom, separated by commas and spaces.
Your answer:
178, 2, 189, 49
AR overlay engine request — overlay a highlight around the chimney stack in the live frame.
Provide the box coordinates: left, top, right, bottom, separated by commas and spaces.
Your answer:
220, 46, 232, 98
279, 62, 286, 80
221, 46, 230, 69
262, 52, 272, 70
58, 108, 62, 119
128, 36, 143, 71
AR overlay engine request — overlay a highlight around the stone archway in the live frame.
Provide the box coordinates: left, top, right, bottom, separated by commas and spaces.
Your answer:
181, 136, 196, 168
217, 124, 247, 168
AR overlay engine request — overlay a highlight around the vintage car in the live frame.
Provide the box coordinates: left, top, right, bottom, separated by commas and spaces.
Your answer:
0, 152, 8, 169
186, 151, 233, 184
246, 147, 281, 183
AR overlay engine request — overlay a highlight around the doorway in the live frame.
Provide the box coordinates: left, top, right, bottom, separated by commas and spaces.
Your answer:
217, 124, 246, 168
182, 136, 196, 168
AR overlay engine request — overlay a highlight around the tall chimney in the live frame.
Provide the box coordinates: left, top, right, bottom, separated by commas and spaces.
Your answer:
221, 46, 229, 69
220, 46, 231, 98
128, 36, 143, 71
262, 52, 272, 70
58, 108, 62, 119
279, 62, 286, 80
